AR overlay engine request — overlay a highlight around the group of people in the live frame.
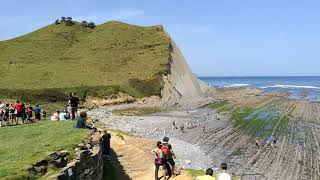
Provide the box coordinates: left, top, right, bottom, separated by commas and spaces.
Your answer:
151, 136, 232, 180
151, 137, 177, 180
0, 100, 44, 127
50, 93, 80, 121
196, 164, 232, 180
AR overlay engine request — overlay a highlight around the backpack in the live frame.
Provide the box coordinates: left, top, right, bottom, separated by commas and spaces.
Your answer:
155, 151, 162, 165
161, 145, 169, 159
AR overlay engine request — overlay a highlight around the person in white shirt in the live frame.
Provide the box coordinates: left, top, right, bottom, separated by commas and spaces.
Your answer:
217, 163, 231, 180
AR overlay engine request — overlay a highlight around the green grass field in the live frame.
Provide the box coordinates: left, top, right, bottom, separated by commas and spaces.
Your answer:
0, 21, 171, 107
0, 121, 90, 179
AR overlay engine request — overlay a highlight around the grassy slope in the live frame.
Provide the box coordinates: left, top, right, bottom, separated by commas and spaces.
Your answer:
0, 121, 90, 179
0, 21, 170, 102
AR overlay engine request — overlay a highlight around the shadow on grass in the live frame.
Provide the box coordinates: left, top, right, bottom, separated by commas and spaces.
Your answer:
103, 149, 130, 180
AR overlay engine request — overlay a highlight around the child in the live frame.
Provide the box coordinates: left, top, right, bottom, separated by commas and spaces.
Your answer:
151, 141, 163, 180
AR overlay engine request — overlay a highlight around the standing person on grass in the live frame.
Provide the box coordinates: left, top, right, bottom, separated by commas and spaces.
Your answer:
33, 104, 41, 122
69, 93, 79, 120
14, 100, 23, 124
217, 163, 232, 180
151, 141, 163, 180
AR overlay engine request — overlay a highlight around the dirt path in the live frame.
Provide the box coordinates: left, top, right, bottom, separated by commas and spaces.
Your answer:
109, 132, 193, 180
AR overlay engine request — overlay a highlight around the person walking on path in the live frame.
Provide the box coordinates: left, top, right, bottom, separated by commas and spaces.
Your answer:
102, 129, 112, 160
217, 163, 231, 180
161, 136, 177, 178
151, 141, 163, 180
69, 93, 79, 120
196, 168, 216, 180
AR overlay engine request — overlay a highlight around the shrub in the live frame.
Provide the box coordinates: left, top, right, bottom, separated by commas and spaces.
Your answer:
88, 22, 96, 29
54, 19, 60, 25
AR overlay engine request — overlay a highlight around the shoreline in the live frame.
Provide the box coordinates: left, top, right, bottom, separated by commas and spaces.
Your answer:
86, 86, 320, 179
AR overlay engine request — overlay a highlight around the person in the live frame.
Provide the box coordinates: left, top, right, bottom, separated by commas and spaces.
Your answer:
9, 103, 15, 124
172, 120, 178, 131
74, 111, 92, 129
59, 110, 67, 121
101, 129, 111, 160
196, 168, 216, 180
65, 107, 71, 120
0, 106, 5, 127
0, 100, 4, 109
4, 103, 10, 124
42, 109, 47, 119
161, 137, 175, 178
21, 103, 27, 123
151, 141, 163, 180
14, 100, 23, 124
33, 104, 41, 122
25, 104, 33, 123
217, 163, 231, 180
51, 110, 60, 121
255, 138, 260, 148
69, 93, 79, 120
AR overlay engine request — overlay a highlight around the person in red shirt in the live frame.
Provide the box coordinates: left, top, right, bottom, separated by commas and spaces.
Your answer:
14, 100, 23, 124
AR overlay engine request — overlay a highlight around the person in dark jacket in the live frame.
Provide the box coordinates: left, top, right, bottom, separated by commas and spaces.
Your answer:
69, 93, 79, 120
101, 129, 111, 160
33, 104, 41, 122
74, 112, 90, 129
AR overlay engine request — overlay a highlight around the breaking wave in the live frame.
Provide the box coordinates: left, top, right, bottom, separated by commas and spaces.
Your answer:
223, 84, 250, 88
260, 85, 320, 90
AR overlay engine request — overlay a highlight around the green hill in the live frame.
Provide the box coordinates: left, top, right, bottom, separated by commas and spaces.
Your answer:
0, 21, 171, 103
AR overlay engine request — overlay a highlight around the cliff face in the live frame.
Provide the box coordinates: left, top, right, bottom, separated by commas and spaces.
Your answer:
161, 39, 205, 107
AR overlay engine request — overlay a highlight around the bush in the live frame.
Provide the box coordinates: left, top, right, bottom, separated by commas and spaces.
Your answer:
55, 19, 60, 25
88, 22, 96, 29
82, 21, 88, 27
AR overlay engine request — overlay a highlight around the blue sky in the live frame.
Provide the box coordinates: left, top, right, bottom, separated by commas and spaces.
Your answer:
1, 0, 320, 76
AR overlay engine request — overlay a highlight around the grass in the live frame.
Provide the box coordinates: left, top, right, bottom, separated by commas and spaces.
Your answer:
0, 21, 171, 109
112, 107, 162, 116
206, 100, 230, 112
230, 99, 291, 140
0, 121, 90, 179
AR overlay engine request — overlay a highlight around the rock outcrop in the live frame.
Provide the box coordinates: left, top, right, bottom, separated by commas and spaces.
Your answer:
161, 37, 206, 108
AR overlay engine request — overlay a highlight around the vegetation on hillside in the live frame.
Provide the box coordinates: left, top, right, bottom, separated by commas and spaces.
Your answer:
0, 20, 171, 105
0, 121, 90, 179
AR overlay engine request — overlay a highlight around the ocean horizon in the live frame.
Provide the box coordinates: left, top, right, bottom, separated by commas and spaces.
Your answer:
199, 76, 320, 101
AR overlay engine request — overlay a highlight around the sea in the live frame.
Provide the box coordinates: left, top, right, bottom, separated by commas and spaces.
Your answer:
199, 76, 320, 101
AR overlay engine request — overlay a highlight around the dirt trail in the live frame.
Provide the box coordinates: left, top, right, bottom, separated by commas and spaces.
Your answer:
110, 132, 193, 180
